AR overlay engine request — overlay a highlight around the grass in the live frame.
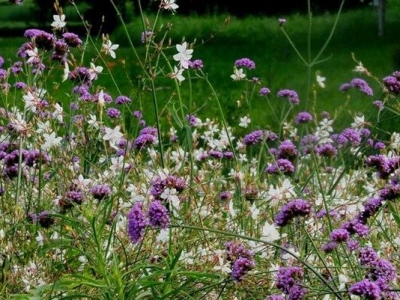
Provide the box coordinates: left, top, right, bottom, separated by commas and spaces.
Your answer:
1, 2, 400, 136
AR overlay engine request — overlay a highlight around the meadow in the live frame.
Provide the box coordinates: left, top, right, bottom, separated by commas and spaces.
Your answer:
1, 0, 400, 299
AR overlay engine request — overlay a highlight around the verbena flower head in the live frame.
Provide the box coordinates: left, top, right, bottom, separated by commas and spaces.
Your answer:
231, 257, 255, 282
106, 107, 121, 118
24, 29, 55, 50
277, 89, 300, 104
259, 87, 271, 96
127, 202, 148, 244
383, 71, 400, 94
62, 32, 82, 47
188, 59, 203, 69
243, 129, 278, 146
275, 266, 303, 294
265, 158, 295, 175
274, 199, 311, 226
340, 78, 374, 96
225, 241, 254, 262
133, 126, 159, 150
329, 228, 350, 243
115, 95, 132, 105
147, 200, 170, 229
295, 111, 313, 124
349, 279, 381, 300
234, 58, 255, 69
90, 184, 112, 200
38, 210, 55, 228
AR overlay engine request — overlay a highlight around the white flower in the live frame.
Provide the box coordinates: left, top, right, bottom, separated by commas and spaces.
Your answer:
160, 188, 180, 211
353, 62, 368, 74
260, 221, 280, 242
42, 132, 62, 150
156, 228, 170, 243
36, 232, 44, 246
89, 62, 103, 81
23, 91, 41, 113
72, 174, 92, 191
36, 121, 51, 134
87, 114, 100, 129
239, 115, 251, 128
102, 39, 119, 59
173, 42, 193, 69
170, 66, 185, 82
103, 125, 123, 147
230, 68, 245, 81
62, 60, 69, 82
51, 14, 66, 29
161, 0, 179, 13
97, 89, 106, 106
52, 103, 64, 123
351, 115, 366, 128
250, 203, 260, 220
9, 112, 29, 135
26, 47, 39, 65
212, 249, 231, 274
316, 73, 326, 88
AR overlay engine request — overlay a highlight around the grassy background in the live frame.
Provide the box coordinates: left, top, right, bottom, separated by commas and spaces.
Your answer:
1, 1, 400, 138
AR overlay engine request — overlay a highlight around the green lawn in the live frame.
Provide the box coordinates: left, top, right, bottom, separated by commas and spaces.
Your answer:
1, 2, 400, 138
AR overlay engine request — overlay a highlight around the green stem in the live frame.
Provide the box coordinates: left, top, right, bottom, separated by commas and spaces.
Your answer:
173, 224, 344, 299
149, 80, 165, 168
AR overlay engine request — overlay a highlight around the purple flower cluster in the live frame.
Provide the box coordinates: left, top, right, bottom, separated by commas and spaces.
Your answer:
127, 202, 148, 243
234, 58, 256, 69
115, 95, 132, 105
27, 210, 55, 228
349, 279, 381, 300
243, 130, 278, 146
295, 111, 313, 124
365, 154, 399, 179
352, 246, 398, 298
231, 257, 255, 282
127, 200, 170, 244
18, 29, 82, 68
274, 199, 311, 226
90, 184, 112, 200
147, 200, 170, 229
188, 59, 204, 69
275, 266, 307, 297
340, 78, 373, 96
133, 126, 158, 150
275, 139, 298, 161
219, 191, 232, 201
259, 87, 271, 96
383, 71, 400, 94
277, 89, 300, 104
314, 143, 337, 157
106, 107, 121, 118
265, 158, 295, 175
0, 145, 50, 179
225, 241, 255, 282
149, 174, 187, 201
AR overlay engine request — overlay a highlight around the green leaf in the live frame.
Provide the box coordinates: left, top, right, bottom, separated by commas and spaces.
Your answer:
388, 202, 400, 227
